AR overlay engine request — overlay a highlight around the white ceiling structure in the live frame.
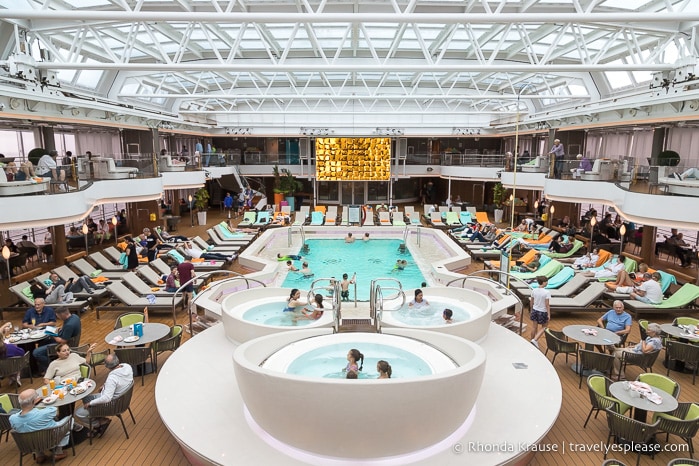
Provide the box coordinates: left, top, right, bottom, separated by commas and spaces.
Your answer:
1, 0, 699, 135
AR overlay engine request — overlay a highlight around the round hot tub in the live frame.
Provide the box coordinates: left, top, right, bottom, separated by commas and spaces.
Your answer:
379, 287, 492, 342
222, 288, 335, 344
233, 329, 486, 459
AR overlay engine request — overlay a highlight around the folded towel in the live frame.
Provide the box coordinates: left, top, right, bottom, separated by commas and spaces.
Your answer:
146, 294, 156, 304
646, 392, 663, 404
581, 328, 598, 336
109, 335, 124, 345
191, 258, 205, 263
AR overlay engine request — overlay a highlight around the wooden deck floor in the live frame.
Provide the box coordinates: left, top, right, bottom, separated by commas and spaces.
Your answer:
0, 209, 697, 465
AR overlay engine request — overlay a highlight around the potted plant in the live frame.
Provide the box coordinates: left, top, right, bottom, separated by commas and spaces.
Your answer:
492, 182, 507, 223
193, 187, 210, 225
273, 165, 302, 211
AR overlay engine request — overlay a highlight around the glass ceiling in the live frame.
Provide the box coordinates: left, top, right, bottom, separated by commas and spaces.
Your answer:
0, 0, 696, 132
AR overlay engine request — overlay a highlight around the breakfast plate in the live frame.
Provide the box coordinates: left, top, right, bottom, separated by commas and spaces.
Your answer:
43, 395, 58, 404
123, 336, 140, 343
70, 386, 86, 395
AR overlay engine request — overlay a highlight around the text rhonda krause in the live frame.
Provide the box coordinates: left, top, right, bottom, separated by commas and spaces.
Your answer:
467, 441, 689, 454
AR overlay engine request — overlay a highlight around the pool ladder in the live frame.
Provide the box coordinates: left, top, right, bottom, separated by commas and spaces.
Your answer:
308, 278, 342, 333
403, 224, 421, 247
370, 278, 406, 334
288, 225, 306, 248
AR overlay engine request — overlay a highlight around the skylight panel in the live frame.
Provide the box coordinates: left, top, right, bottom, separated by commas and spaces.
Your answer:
568, 84, 587, 96
57, 70, 77, 84
606, 71, 633, 89
75, 69, 103, 89
631, 71, 651, 84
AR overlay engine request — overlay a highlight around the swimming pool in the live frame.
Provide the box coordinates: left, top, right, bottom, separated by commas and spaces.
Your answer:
264, 336, 456, 379
280, 239, 426, 300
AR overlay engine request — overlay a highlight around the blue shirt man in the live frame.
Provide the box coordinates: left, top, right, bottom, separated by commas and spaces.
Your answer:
10, 389, 71, 462
597, 300, 632, 337
21, 298, 56, 330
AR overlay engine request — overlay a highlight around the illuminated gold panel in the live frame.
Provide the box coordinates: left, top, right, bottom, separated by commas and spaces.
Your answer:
315, 137, 391, 181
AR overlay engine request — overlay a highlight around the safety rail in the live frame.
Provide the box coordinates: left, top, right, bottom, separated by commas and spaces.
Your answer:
172, 271, 265, 334
447, 270, 528, 335
403, 224, 421, 247
288, 224, 306, 248
307, 277, 342, 333
370, 278, 406, 334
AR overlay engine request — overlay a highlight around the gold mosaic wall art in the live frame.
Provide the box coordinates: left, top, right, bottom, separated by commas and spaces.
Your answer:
315, 137, 391, 181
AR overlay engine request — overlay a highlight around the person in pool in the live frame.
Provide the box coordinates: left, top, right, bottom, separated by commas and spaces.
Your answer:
301, 293, 324, 320
345, 348, 364, 373
392, 259, 408, 272
345, 232, 355, 243
277, 253, 303, 261
286, 260, 298, 272
408, 289, 429, 308
363, 233, 370, 242
443, 309, 454, 324
346, 370, 358, 379
377, 360, 392, 379
282, 289, 306, 313
300, 262, 313, 276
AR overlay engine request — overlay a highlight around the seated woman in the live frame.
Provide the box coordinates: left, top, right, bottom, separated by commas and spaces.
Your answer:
604, 263, 648, 291
583, 254, 625, 279
44, 343, 96, 385
300, 293, 324, 320
0, 322, 26, 387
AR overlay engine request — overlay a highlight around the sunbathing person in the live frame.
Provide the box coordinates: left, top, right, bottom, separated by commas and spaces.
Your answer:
572, 248, 600, 269
630, 272, 663, 304
583, 254, 625, 279
604, 263, 648, 291
672, 167, 699, 180
519, 253, 542, 272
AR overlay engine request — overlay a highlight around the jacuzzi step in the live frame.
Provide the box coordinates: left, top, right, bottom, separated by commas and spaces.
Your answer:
338, 319, 375, 333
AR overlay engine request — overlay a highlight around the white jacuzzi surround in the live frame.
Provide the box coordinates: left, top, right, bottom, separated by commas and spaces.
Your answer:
233, 328, 487, 459
379, 286, 492, 342
222, 287, 335, 344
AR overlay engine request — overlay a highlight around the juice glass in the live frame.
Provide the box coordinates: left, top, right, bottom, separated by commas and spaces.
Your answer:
58, 390, 64, 400
49, 380, 55, 389
41, 386, 48, 397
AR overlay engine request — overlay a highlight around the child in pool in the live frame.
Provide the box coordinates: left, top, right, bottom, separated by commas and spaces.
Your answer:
301, 293, 324, 320
340, 273, 356, 301
277, 253, 303, 261
377, 360, 392, 379
346, 370, 358, 379
345, 348, 364, 373
286, 260, 298, 272
443, 309, 454, 324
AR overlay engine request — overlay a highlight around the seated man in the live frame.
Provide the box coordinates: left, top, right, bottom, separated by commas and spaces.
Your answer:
630, 272, 663, 304
75, 354, 133, 437
604, 263, 649, 291
597, 300, 632, 348
21, 298, 56, 330
612, 323, 662, 380
673, 232, 694, 268
10, 389, 71, 462
33, 307, 81, 376
672, 167, 699, 180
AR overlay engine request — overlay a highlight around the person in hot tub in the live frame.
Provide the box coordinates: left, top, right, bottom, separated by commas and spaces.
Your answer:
443, 309, 454, 324
282, 289, 306, 313
408, 289, 430, 311
300, 293, 324, 320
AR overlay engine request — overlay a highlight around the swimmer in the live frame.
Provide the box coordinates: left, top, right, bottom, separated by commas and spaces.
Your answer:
286, 260, 298, 272
392, 259, 408, 272
301, 293, 324, 320
300, 262, 314, 276
377, 360, 392, 379
346, 370, 358, 379
345, 348, 364, 373
277, 253, 303, 261
345, 232, 355, 243
340, 273, 356, 301
443, 309, 454, 324
363, 233, 370, 241
282, 288, 306, 313
408, 289, 429, 308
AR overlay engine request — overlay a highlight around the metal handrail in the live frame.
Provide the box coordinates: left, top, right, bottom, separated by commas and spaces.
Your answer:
370, 278, 406, 333
307, 277, 342, 333
288, 224, 306, 247
447, 270, 528, 335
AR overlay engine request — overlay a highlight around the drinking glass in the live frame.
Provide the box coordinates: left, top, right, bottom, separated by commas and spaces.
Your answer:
58, 390, 64, 400
31, 318, 36, 327
49, 379, 55, 389
41, 386, 48, 397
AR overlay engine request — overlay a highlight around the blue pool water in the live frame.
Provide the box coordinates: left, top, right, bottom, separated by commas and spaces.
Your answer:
280, 239, 426, 300
242, 302, 318, 327
392, 299, 471, 326
284, 342, 434, 379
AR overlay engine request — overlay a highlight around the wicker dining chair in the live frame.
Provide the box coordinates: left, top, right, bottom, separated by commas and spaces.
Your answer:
544, 328, 579, 366
151, 325, 183, 373
87, 381, 136, 445
0, 393, 20, 442
617, 349, 660, 380
578, 349, 615, 389
0, 353, 32, 393
652, 402, 699, 459
666, 340, 699, 385
11, 416, 75, 466
584, 375, 630, 429
89, 349, 110, 376
604, 407, 659, 466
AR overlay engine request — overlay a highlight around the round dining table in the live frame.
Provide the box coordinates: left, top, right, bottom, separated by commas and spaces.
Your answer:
563, 324, 621, 349
660, 323, 699, 341
104, 322, 170, 346
609, 381, 678, 422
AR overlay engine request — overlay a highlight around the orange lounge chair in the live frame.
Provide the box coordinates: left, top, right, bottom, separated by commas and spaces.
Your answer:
475, 212, 491, 224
